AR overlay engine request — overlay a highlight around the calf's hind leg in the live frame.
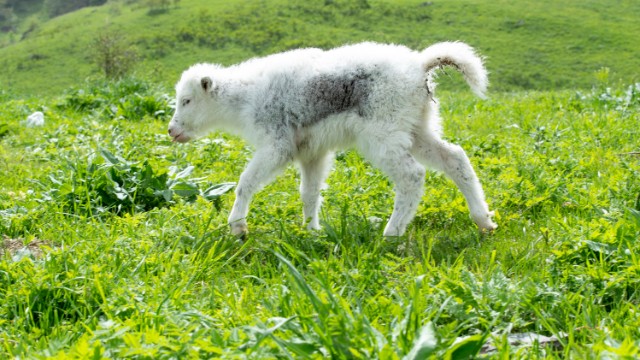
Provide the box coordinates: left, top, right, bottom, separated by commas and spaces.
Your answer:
298, 152, 333, 230
357, 135, 426, 236
411, 131, 497, 231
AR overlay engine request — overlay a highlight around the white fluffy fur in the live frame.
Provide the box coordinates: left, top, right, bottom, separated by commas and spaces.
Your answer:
168, 41, 497, 236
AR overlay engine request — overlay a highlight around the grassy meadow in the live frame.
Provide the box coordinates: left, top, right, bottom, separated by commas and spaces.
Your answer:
1, 78, 639, 358
1, 0, 640, 358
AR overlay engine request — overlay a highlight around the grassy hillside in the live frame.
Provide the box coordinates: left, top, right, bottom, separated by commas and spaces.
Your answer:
0, 79, 639, 357
0, 0, 639, 96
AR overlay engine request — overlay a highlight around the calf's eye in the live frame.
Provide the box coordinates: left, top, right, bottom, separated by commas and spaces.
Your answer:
182, 99, 191, 107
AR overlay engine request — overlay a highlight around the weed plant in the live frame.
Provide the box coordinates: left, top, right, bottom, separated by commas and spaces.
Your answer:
57, 77, 173, 121
0, 78, 639, 357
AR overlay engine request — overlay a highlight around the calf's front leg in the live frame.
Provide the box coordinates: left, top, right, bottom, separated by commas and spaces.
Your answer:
228, 148, 289, 237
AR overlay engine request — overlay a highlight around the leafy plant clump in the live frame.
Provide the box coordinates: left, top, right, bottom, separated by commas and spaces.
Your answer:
589, 82, 640, 113
56, 77, 172, 121
0, 123, 8, 138
40, 148, 234, 216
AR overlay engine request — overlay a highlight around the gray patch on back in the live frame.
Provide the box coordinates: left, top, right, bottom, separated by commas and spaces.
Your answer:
302, 69, 373, 124
255, 69, 374, 132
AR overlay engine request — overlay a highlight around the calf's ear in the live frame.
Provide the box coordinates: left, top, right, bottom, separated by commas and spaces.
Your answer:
201, 77, 213, 92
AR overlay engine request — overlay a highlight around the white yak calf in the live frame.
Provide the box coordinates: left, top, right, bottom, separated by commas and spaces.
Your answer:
168, 42, 497, 237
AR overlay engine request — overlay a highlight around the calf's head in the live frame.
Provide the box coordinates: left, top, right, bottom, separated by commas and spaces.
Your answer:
168, 66, 218, 143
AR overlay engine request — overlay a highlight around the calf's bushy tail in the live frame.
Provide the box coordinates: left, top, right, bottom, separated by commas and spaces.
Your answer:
421, 42, 488, 99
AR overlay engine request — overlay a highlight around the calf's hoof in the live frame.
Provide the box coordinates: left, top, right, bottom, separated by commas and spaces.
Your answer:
230, 221, 249, 239
474, 211, 498, 233
383, 224, 406, 237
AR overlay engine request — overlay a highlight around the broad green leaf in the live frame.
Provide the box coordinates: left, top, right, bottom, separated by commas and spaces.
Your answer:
404, 322, 437, 360
155, 189, 173, 202
446, 334, 486, 360
585, 240, 616, 256
278, 338, 320, 357
173, 165, 195, 180
628, 208, 640, 228
99, 148, 121, 165
170, 181, 199, 198
201, 183, 235, 200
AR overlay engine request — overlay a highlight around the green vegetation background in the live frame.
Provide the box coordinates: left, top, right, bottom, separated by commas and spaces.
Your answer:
1, 0, 639, 95
1, 0, 639, 358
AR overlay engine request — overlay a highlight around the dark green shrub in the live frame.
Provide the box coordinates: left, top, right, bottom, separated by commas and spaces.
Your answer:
91, 28, 138, 79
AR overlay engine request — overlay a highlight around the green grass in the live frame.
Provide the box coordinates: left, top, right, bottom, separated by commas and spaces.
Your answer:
1, 76, 639, 357
1, 0, 640, 357
1, 0, 639, 96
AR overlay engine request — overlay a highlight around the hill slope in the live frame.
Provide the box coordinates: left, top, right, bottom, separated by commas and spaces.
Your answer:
0, 0, 638, 96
